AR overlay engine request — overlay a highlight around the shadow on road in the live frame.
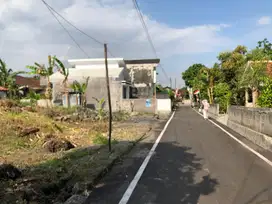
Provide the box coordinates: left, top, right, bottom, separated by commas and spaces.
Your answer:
128, 142, 219, 204
86, 142, 219, 204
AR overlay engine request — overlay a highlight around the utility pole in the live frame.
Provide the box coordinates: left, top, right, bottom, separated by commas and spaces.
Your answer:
170, 78, 172, 88
104, 44, 112, 152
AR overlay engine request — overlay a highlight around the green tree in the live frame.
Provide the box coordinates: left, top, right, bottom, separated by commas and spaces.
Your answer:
70, 77, 90, 107
257, 38, 272, 57
27, 55, 55, 100
0, 59, 24, 98
241, 48, 268, 106
200, 65, 222, 104
258, 77, 272, 108
182, 64, 205, 88
217, 45, 248, 105
214, 82, 231, 113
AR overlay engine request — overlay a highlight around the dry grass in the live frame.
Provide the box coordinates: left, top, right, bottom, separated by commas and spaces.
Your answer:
0, 106, 152, 203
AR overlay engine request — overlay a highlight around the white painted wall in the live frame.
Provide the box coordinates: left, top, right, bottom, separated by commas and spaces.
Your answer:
75, 64, 120, 69
156, 99, 171, 113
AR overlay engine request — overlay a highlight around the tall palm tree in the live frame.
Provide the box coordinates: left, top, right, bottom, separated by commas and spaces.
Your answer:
70, 77, 90, 107
27, 55, 55, 100
0, 59, 25, 98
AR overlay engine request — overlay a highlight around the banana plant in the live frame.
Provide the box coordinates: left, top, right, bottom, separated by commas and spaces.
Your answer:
27, 55, 55, 100
93, 97, 105, 120
70, 77, 90, 107
52, 56, 70, 107
0, 59, 25, 98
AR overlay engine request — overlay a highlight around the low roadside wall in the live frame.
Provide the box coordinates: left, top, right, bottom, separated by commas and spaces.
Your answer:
227, 106, 272, 151
157, 99, 171, 114
120, 99, 155, 113
208, 104, 219, 119
37, 99, 53, 108
120, 98, 171, 114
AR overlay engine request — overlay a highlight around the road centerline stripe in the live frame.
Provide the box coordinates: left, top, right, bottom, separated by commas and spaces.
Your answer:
118, 111, 176, 204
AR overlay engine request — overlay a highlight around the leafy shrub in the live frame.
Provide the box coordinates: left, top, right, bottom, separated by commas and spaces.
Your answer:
26, 90, 41, 102
92, 133, 117, 145
112, 111, 130, 121
93, 97, 105, 120
258, 77, 272, 108
214, 83, 231, 113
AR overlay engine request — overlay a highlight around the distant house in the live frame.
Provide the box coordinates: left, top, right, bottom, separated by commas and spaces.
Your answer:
0, 86, 8, 99
15, 76, 44, 96
246, 60, 272, 77
244, 60, 272, 107
50, 58, 160, 111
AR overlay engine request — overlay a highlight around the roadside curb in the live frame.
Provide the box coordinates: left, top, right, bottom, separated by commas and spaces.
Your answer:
192, 107, 272, 169
64, 128, 153, 204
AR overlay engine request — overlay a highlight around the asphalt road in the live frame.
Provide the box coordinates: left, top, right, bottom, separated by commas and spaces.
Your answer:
85, 107, 272, 204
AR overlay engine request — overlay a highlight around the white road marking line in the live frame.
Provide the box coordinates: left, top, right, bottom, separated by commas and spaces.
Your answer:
194, 110, 272, 168
118, 111, 176, 204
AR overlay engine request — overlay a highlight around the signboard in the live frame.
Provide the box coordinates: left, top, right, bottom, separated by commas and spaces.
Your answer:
145, 99, 151, 107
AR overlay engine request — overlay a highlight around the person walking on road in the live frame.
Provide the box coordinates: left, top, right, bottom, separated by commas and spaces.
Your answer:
202, 99, 210, 119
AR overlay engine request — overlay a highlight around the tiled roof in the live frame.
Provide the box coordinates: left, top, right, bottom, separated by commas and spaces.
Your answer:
15, 76, 41, 88
0, 86, 8, 91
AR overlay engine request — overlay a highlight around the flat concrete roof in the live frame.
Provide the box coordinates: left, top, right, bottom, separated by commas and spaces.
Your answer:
67, 58, 160, 65
124, 59, 160, 64
68, 58, 125, 66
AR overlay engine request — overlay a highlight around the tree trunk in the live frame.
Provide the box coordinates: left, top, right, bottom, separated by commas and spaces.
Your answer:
210, 87, 214, 104
245, 88, 249, 107
252, 87, 259, 107
207, 87, 212, 104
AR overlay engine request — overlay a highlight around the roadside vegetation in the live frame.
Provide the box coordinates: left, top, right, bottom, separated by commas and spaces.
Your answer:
182, 38, 272, 112
0, 100, 151, 203
0, 55, 154, 203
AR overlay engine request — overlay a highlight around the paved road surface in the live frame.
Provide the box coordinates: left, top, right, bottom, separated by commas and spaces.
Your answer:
85, 107, 272, 204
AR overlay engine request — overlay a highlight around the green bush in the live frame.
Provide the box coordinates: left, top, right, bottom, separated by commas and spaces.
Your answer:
92, 133, 117, 145
26, 90, 41, 102
258, 77, 272, 108
214, 83, 231, 113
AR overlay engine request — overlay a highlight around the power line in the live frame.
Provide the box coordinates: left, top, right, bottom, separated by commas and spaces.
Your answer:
41, 0, 116, 58
41, 0, 90, 58
132, 0, 168, 79
41, 0, 103, 46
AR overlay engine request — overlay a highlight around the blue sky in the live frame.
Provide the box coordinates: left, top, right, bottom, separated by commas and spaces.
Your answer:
137, 0, 272, 87
0, 0, 272, 87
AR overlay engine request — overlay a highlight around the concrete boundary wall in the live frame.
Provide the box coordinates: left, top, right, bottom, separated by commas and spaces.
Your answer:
120, 99, 171, 114
157, 99, 171, 114
208, 104, 219, 119
227, 106, 272, 151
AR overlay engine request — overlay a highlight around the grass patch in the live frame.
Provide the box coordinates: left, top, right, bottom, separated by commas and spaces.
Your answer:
92, 133, 118, 145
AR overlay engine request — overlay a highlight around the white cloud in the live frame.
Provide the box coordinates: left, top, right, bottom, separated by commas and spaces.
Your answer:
0, 0, 231, 73
257, 16, 271, 25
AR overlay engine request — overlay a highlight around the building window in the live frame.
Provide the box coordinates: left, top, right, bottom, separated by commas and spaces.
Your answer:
123, 86, 127, 99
